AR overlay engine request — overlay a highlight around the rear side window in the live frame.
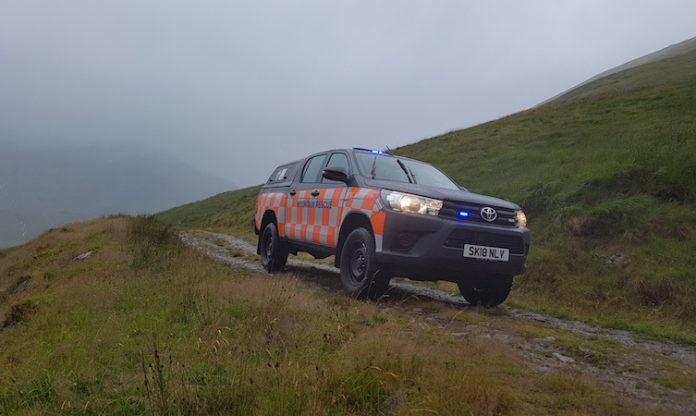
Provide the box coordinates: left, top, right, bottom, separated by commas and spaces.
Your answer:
301, 155, 326, 183
267, 163, 297, 185
322, 153, 350, 183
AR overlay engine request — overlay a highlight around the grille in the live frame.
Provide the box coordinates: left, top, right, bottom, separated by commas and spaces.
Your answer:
444, 229, 525, 255
439, 201, 517, 227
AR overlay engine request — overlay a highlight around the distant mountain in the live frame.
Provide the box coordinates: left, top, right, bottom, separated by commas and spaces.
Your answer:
0, 144, 234, 247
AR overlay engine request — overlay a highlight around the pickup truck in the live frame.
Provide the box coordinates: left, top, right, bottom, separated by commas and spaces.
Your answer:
254, 148, 530, 306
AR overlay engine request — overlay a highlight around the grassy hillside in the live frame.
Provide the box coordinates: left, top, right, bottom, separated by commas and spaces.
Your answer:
542, 37, 696, 104
0, 217, 650, 415
157, 186, 260, 242
558, 50, 696, 103
396, 47, 696, 343
158, 43, 696, 343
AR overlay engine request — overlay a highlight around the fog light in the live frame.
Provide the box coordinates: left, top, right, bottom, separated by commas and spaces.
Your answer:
394, 232, 418, 251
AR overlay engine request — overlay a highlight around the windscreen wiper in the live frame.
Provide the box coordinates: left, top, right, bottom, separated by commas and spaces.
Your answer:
396, 159, 414, 183
370, 156, 377, 179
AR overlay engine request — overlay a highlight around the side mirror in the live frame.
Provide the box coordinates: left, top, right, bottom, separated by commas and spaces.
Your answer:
322, 167, 349, 183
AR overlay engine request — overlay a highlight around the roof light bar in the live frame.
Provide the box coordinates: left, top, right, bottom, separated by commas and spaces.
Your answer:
353, 147, 384, 154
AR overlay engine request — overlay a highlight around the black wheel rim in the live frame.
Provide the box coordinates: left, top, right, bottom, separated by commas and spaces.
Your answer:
349, 242, 367, 283
263, 231, 273, 261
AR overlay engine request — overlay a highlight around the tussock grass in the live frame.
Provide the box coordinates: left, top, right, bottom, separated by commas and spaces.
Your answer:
0, 218, 650, 415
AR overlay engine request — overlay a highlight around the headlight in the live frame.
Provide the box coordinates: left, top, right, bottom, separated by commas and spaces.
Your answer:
515, 210, 527, 228
380, 190, 443, 216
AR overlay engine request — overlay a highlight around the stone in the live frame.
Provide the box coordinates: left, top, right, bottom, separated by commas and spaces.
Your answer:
552, 352, 575, 364
74, 251, 93, 261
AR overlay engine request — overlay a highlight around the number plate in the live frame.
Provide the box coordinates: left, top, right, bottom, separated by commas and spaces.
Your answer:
463, 244, 509, 262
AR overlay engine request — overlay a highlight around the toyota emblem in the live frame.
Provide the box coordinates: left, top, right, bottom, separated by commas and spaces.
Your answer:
481, 207, 497, 222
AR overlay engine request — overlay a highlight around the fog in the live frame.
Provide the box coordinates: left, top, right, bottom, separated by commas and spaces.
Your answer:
2, 1, 695, 186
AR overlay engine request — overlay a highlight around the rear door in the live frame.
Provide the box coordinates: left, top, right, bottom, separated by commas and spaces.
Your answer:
286, 153, 327, 244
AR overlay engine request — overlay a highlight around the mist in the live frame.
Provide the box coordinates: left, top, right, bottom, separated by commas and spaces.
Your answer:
1, 1, 695, 246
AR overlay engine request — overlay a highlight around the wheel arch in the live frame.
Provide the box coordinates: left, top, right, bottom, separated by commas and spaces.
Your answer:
257, 210, 278, 255
335, 212, 374, 268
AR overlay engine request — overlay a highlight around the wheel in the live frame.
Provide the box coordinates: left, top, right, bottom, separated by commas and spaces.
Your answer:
259, 222, 288, 272
339, 228, 390, 299
457, 274, 513, 307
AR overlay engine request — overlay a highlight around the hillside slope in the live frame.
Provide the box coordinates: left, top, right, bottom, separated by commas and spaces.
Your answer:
2, 217, 657, 415
158, 40, 696, 343
397, 43, 696, 341
541, 36, 696, 104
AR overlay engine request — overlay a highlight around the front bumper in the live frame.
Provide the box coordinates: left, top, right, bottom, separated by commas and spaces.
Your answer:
375, 210, 530, 281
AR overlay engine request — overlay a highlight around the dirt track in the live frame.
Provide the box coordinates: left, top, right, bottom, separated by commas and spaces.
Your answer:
181, 231, 696, 415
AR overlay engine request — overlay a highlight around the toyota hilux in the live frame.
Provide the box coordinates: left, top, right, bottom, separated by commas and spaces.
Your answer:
254, 148, 530, 306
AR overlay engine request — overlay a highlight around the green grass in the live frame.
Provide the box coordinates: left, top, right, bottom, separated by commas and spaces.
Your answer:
553, 42, 696, 104
157, 186, 260, 243
0, 217, 653, 415
157, 47, 696, 344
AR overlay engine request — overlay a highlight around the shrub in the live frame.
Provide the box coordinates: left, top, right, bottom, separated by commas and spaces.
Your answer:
563, 196, 651, 239
635, 280, 675, 306
127, 216, 183, 269
3, 300, 39, 328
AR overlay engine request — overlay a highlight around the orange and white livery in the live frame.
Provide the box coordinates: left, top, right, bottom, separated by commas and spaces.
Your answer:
255, 186, 386, 251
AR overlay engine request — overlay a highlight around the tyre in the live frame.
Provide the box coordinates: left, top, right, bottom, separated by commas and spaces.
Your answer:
457, 274, 513, 307
259, 222, 288, 272
339, 228, 390, 299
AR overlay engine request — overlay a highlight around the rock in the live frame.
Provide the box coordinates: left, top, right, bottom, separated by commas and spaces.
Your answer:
606, 254, 623, 265
450, 332, 468, 337
552, 352, 575, 364
492, 333, 510, 343
538, 336, 557, 345
74, 251, 93, 261
9, 275, 31, 294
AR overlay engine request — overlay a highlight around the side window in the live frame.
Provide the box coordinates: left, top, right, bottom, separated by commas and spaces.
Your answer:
322, 153, 350, 183
301, 155, 326, 183
266, 164, 296, 184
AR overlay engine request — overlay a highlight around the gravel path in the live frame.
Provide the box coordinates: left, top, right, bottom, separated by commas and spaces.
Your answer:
181, 230, 696, 414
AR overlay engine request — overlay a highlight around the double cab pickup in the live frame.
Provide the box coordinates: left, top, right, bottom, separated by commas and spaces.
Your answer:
254, 148, 530, 306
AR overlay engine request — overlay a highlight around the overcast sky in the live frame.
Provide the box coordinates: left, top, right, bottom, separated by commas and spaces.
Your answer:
1, 1, 695, 187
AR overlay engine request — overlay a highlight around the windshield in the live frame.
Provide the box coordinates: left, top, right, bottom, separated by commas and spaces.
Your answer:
354, 153, 459, 190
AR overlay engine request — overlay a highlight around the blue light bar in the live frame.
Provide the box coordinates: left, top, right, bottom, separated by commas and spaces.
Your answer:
353, 147, 384, 154
457, 210, 470, 218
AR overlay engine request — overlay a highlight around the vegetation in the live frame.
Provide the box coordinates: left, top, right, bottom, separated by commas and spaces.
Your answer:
157, 186, 260, 243
395, 56, 696, 344
158, 45, 696, 344
0, 217, 654, 415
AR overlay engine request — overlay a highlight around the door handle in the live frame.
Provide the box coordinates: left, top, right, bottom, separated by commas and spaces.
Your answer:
311, 190, 320, 197
289, 189, 297, 196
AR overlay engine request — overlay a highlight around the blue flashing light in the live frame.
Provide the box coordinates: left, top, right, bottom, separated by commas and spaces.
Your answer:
353, 147, 384, 155
457, 210, 470, 218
